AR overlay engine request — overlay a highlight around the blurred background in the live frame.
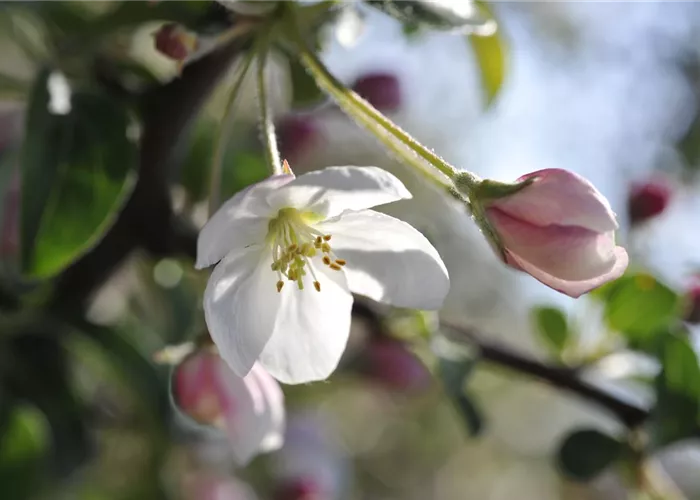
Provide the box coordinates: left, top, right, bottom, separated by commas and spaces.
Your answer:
2, 1, 700, 499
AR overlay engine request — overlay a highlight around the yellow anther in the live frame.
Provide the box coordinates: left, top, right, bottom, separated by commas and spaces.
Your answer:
267, 207, 345, 292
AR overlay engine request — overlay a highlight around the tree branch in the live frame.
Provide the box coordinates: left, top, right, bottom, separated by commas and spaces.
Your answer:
51, 37, 245, 310
441, 323, 649, 429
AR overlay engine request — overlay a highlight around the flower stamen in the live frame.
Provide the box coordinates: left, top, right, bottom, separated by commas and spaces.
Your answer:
267, 208, 346, 292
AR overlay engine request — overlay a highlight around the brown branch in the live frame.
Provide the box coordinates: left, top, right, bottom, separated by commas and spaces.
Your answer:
441, 323, 649, 429
50, 37, 245, 310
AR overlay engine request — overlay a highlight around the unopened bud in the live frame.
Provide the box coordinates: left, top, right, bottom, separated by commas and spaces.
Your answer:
351, 73, 402, 112
153, 23, 197, 62
276, 116, 318, 162
274, 479, 324, 500
628, 180, 672, 226
685, 284, 700, 324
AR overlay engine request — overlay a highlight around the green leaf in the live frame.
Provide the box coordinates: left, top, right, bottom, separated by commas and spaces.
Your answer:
0, 72, 27, 99
366, 0, 492, 32
7, 332, 90, 475
288, 58, 326, 109
533, 306, 570, 355
468, 2, 507, 106
220, 150, 269, 201
558, 429, 623, 481
438, 357, 483, 436
0, 405, 49, 500
649, 335, 700, 448
20, 69, 138, 279
603, 273, 681, 344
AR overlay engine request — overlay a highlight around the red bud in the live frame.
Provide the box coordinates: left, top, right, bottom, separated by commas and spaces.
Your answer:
686, 284, 700, 324
351, 73, 402, 112
628, 180, 672, 225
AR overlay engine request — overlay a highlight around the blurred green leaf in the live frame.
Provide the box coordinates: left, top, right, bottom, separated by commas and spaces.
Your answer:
70, 319, 168, 420
649, 335, 700, 448
0, 405, 49, 500
558, 429, 623, 481
533, 306, 569, 356
6, 332, 90, 476
366, 0, 492, 32
438, 357, 483, 436
288, 58, 326, 109
603, 274, 681, 344
20, 69, 138, 279
679, 114, 700, 170
180, 119, 217, 203
220, 150, 269, 201
0, 72, 28, 100
468, 2, 507, 107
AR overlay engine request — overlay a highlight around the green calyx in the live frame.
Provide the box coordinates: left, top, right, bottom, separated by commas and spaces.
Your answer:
453, 172, 535, 202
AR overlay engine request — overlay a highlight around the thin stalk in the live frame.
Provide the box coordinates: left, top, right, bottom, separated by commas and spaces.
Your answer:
288, 17, 458, 183
256, 40, 283, 176
208, 49, 256, 217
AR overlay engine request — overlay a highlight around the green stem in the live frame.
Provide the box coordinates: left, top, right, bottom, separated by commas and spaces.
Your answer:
256, 39, 283, 176
288, 17, 459, 183
208, 49, 257, 217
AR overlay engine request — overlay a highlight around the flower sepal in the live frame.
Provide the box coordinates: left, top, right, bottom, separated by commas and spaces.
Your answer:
454, 172, 535, 203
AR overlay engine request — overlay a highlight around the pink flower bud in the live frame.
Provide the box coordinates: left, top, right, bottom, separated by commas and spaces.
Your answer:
482, 168, 628, 298
173, 350, 285, 465
363, 339, 431, 392
153, 23, 196, 62
628, 179, 672, 225
276, 116, 318, 163
351, 73, 401, 112
274, 479, 324, 500
685, 284, 700, 324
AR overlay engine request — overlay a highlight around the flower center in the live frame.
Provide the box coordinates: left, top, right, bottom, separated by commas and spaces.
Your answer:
267, 208, 346, 292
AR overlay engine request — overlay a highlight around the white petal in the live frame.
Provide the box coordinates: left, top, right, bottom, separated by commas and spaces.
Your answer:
196, 175, 294, 269
258, 264, 353, 384
203, 246, 280, 377
266, 166, 411, 218
317, 210, 449, 310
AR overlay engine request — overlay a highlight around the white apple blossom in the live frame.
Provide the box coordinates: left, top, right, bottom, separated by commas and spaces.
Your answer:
197, 165, 449, 384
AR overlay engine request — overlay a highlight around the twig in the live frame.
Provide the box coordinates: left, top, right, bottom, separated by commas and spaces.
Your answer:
441, 323, 649, 428
50, 37, 246, 310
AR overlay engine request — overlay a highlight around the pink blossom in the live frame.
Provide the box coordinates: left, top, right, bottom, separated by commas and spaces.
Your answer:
173, 350, 285, 465
482, 168, 628, 298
